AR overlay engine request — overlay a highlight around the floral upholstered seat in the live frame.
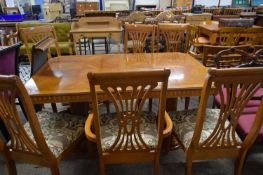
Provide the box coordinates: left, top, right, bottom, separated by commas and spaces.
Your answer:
169, 109, 242, 149
99, 111, 158, 151
23, 111, 85, 157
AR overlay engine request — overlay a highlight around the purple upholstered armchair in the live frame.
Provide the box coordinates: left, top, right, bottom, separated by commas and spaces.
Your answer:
0, 43, 22, 76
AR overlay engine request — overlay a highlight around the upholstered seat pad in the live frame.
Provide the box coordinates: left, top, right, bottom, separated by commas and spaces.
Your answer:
169, 109, 241, 149
99, 111, 158, 151
24, 111, 85, 157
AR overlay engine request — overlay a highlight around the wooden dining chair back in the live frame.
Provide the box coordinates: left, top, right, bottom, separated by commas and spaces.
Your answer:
202, 45, 250, 67
171, 68, 263, 175
0, 43, 22, 141
218, 27, 246, 46
19, 25, 61, 63
0, 75, 85, 175
214, 46, 252, 68
85, 70, 172, 175
157, 23, 189, 52
124, 23, 155, 53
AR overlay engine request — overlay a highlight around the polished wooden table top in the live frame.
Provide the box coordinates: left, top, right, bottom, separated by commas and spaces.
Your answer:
25, 52, 208, 104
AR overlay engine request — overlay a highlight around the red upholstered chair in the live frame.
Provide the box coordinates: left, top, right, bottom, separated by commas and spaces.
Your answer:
214, 48, 263, 144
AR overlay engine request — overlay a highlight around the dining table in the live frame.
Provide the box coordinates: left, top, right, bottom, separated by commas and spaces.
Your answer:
25, 52, 208, 105
199, 21, 263, 44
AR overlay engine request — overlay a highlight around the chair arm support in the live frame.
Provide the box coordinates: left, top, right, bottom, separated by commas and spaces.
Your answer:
5, 32, 19, 45
85, 113, 96, 142
163, 111, 173, 138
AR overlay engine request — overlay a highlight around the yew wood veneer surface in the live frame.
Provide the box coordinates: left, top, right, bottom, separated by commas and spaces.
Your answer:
25, 52, 207, 104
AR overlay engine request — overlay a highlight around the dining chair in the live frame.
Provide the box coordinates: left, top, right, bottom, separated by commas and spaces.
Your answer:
157, 23, 189, 53
218, 27, 246, 46
169, 67, 263, 175
187, 25, 210, 56
0, 43, 22, 141
19, 25, 61, 63
124, 23, 155, 53
31, 36, 58, 112
0, 75, 85, 175
202, 45, 250, 67
85, 69, 173, 175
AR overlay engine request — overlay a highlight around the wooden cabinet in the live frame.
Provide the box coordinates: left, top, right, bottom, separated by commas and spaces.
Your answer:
76, 2, 98, 16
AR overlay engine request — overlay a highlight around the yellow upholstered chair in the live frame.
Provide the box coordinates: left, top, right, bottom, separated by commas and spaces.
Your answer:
169, 67, 263, 175
18, 25, 61, 63
0, 75, 85, 175
85, 70, 173, 175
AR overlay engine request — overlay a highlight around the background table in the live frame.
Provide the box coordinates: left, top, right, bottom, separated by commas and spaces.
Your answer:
25, 52, 208, 104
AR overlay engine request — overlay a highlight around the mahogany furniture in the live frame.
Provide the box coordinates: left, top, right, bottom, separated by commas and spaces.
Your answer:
169, 68, 263, 175
199, 21, 263, 44
85, 70, 172, 175
0, 75, 85, 175
70, 17, 122, 54
25, 52, 208, 105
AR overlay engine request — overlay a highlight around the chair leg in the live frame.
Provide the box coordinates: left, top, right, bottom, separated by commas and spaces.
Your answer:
154, 158, 160, 175
99, 161, 106, 175
234, 151, 248, 175
185, 157, 193, 175
50, 164, 60, 175
51, 103, 57, 113
4, 154, 17, 175
184, 97, 190, 110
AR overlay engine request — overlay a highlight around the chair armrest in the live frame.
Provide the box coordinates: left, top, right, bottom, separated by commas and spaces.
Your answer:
5, 32, 19, 45
85, 113, 96, 142
163, 111, 173, 138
